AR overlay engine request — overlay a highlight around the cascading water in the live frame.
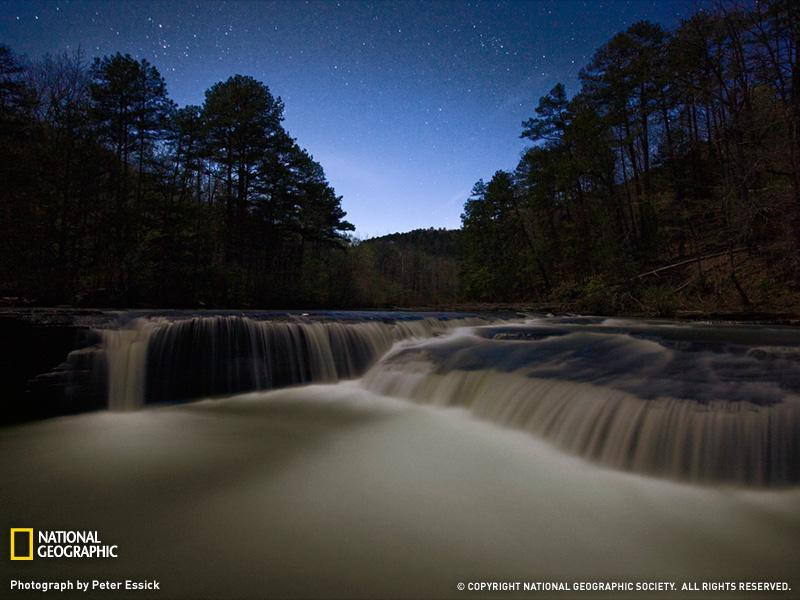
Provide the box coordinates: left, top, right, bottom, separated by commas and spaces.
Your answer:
101, 319, 159, 411
361, 319, 800, 486
95, 314, 488, 410
84, 313, 800, 485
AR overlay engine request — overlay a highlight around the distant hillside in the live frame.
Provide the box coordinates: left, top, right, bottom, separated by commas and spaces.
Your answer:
366, 228, 461, 256
348, 228, 461, 307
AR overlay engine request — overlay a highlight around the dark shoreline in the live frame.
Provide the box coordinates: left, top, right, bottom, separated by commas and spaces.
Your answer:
3, 304, 800, 325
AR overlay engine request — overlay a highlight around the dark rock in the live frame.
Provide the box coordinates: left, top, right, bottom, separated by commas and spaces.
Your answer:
0, 311, 108, 425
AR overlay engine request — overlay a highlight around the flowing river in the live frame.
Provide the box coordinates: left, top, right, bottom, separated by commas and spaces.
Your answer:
1, 313, 798, 598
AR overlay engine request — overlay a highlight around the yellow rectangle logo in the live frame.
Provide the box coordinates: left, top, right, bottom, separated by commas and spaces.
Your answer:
10, 528, 34, 560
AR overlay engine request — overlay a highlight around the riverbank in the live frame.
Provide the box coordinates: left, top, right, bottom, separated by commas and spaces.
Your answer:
400, 246, 800, 325
3, 302, 799, 325
394, 303, 800, 325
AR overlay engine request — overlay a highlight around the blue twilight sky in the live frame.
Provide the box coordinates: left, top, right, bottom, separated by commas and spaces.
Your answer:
1, 0, 696, 237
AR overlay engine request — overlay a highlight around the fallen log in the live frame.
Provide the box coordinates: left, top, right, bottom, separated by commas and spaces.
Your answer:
637, 248, 746, 279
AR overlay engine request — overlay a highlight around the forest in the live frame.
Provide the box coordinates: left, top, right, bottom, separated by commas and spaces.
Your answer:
0, 47, 355, 307
460, 0, 800, 316
1, 0, 799, 314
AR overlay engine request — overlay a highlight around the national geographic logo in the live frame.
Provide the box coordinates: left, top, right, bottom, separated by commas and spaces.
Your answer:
9, 529, 118, 559
10, 529, 33, 561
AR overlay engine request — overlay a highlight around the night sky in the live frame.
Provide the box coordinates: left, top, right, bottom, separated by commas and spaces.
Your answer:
1, 0, 693, 237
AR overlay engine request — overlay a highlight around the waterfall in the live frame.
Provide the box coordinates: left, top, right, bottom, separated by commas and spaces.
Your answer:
89, 313, 800, 485
362, 325, 800, 486
96, 314, 487, 410
101, 319, 159, 411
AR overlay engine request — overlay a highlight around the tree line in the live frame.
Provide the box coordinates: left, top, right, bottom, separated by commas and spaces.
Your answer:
0, 46, 355, 307
4, 0, 799, 313
348, 229, 461, 307
461, 0, 800, 315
